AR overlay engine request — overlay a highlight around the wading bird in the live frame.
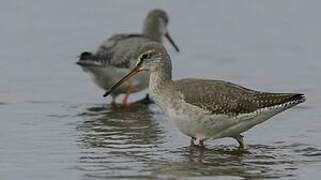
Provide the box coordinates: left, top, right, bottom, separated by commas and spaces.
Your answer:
77, 9, 179, 107
104, 42, 305, 149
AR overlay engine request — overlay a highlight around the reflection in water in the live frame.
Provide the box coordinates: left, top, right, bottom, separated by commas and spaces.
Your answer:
153, 145, 293, 179
76, 103, 166, 178
78, 104, 164, 148
152, 143, 321, 179
75, 103, 321, 179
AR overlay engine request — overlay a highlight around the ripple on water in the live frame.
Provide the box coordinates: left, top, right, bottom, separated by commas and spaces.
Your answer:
150, 143, 320, 179
293, 147, 321, 158
75, 103, 167, 178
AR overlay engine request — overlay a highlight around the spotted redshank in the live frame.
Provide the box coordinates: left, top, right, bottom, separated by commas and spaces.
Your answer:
103, 42, 306, 149
76, 9, 179, 106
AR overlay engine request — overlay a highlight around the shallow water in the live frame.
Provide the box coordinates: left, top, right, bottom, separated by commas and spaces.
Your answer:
1, 1, 321, 179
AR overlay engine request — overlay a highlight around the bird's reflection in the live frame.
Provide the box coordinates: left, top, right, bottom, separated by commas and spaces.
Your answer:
77, 102, 165, 148
151, 144, 301, 179
76, 102, 166, 178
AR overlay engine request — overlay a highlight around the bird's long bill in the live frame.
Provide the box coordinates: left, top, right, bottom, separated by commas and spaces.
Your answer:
103, 67, 141, 97
165, 32, 180, 52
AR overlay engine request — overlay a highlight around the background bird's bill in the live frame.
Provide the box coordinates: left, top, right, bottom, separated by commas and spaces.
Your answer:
165, 32, 180, 52
103, 66, 142, 97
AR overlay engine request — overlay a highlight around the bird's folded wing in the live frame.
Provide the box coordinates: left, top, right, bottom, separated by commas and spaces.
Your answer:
95, 34, 151, 68
175, 78, 302, 115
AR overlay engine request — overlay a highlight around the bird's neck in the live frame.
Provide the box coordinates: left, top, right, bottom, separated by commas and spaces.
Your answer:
149, 63, 182, 112
143, 19, 163, 42
149, 64, 172, 87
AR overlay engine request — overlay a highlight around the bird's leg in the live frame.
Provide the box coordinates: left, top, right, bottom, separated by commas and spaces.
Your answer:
234, 134, 246, 150
122, 85, 133, 108
191, 137, 205, 149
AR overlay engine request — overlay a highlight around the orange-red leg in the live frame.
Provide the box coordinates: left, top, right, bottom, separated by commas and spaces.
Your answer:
122, 85, 133, 108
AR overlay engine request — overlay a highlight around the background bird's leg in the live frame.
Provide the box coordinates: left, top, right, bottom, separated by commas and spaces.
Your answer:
122, 85, 133, 107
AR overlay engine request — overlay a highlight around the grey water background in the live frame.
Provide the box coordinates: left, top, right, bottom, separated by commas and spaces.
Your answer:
0, 0, 320, 179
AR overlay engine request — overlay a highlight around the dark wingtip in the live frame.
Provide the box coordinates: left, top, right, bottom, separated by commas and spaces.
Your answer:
291, 93, 306, 103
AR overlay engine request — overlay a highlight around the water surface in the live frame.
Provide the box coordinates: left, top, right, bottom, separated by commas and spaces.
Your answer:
1, 1, 321, 179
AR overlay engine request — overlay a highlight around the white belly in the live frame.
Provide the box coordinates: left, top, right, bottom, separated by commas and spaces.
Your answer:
166, 102, 286, 141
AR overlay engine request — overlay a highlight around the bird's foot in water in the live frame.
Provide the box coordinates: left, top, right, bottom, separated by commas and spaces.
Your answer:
234, 134, 246, 150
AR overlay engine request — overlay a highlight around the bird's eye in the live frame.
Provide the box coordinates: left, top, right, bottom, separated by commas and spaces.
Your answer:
140, 52, 151, 61
141, 53, 148, 59
139, 50, 155, 62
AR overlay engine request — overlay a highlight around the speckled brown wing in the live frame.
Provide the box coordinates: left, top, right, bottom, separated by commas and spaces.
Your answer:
174, 79, 304, 115
94, 34, 152, 68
